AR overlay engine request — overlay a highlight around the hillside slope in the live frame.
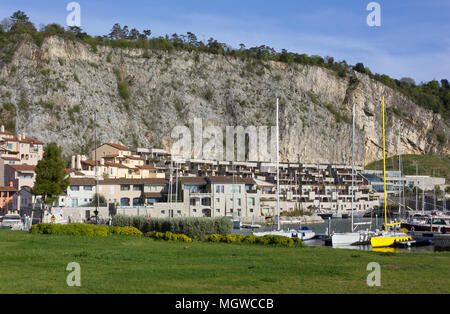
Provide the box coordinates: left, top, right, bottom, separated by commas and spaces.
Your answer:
0, 36, 449, 165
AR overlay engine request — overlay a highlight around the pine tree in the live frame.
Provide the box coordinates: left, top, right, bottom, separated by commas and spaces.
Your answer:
32, 142, 70, 213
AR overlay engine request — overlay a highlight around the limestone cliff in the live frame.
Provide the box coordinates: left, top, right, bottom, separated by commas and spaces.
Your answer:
1, 36, 448, 165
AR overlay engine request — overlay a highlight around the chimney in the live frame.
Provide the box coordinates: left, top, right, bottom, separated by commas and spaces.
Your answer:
76, 155, 82, 170
100, 158, 104, 166
71, 155, 76, 169
1, 125, 4, 133
9, 181, 14, 187
22, 133, 26, 140
18, 134, 22, 141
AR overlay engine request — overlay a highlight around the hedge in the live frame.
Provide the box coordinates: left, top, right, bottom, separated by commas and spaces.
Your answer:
112, 215, 233, 240
145, 231, 193, 242
205, 234, 304, 247
29, 223, 142, 237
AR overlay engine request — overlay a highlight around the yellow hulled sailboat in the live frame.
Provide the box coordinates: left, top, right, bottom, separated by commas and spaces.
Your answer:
370, 96, 413, 248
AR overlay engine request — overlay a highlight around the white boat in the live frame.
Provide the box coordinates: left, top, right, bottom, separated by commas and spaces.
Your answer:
0, 214, 24, 230
254, 227, 315, 241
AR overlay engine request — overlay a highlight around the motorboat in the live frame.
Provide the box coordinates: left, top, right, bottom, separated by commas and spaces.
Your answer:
401, 216, 450, 234
0, 214, 24, 230
254, 227, 315, 241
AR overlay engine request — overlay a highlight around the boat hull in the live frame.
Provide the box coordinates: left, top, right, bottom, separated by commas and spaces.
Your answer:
331, 232, 361, 246
370, 235, 413, 248
253, 230, 315, 241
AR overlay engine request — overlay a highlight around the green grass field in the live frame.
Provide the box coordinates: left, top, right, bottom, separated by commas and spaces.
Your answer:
0, 229, 449, 294
365, 154, 450, 183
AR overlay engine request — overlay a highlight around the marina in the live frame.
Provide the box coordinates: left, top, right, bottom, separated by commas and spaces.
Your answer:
233, 217, 448, 252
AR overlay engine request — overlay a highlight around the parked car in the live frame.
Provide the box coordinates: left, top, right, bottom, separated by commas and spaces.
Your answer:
1, 214, 24, 230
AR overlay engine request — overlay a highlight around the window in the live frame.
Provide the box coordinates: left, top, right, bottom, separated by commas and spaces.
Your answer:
146, 198, 157, 205
248, 197, 255, 206
70, 186, 80, 191
121, 185, 130, 191
133, 185, 141, 191
231, 185, 241, 194
120, 198, 130, 206
84, 186, 93, 191
216, 185, 225, 193
133, 198, 141, 206
216, 209, 220, 213
237, 199, 241, 206
216, 198, 220, 203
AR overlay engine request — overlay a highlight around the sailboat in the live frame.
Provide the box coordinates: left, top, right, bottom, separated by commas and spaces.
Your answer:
370, 96, 413, 248
253, 98, 315, 241
331, 103, 372, 246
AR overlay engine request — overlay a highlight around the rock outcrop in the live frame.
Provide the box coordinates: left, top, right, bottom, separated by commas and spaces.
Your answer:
1, 36, 448, 165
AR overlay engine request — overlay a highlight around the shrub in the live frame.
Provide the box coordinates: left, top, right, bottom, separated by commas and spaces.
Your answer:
118, 81, 130, 100
109, 226, 142, 236
204, 234, 302, 247
29, 223, 141, 237
145, 231, 192, 242
112, 215, 232, 240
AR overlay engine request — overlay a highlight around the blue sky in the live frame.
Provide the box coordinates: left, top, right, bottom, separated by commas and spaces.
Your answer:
1, 0, 449, 83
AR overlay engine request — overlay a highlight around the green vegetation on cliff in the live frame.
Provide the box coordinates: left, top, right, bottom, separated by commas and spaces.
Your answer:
1, 10, 449, 124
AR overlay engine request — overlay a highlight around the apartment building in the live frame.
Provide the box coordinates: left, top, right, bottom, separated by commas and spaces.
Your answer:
0, 126, 43, 186
0, 181, 17, 214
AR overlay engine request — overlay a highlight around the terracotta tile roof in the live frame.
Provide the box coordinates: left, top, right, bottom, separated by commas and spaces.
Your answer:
106, 143, 131, 151
180, 177, 208, 184
19, 137, 43, 145
103, 154, 119, 158
136, 165, 156, 170
0, 186, 17, 191
125, 155, 144, 160
104, 161, 129, 169
70, 178, 96, 186
1, 156, 21, 161
207, 176, 246, 184
81, 159, 98, 166
242, 177, 257, 185
7, 164, 36, 171
65, 168, 85, 176
99, 178, 168, 185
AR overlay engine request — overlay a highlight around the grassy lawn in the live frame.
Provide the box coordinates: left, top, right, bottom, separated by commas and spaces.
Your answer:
0, 229, 449, 294
365, 154, 450, 183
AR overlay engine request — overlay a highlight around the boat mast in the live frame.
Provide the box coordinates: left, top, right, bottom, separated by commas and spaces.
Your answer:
351, 102, 355, 231
276, 98, 280, 231
398, 123, 402, 217
382, 96, 388, 230
94, 112, 99, 220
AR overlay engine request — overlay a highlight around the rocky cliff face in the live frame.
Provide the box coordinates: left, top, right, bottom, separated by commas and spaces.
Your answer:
1, 36, 448, 165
